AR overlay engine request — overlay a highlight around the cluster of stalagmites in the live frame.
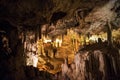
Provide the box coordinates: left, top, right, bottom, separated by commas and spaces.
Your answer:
61, 44, 120, 80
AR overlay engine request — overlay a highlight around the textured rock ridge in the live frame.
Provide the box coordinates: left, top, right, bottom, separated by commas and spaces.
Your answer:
61, 43, 120, 80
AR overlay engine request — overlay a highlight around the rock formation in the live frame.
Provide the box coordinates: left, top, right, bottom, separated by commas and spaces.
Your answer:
0, 0, 120, 80
61, 42, 120, 80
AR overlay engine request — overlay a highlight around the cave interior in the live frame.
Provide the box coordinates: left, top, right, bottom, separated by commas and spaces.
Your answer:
0, 0, 120, 80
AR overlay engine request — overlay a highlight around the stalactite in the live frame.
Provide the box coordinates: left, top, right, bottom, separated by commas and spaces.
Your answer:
39, 25, 42, 39
106, 20, 113, 47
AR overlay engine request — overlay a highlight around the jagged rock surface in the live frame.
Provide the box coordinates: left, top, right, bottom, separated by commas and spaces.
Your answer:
61, 43, 120, 80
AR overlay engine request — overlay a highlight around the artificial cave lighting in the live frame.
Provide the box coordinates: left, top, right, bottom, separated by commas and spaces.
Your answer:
34, 28, 81, 74
43, 38, 52, 43
88, 34, 107, 43
0, 0, 120, 80
26, 52, 38, 67
24, 26, 120, 74
55, 38, 62, 47
24, 28, 107, 73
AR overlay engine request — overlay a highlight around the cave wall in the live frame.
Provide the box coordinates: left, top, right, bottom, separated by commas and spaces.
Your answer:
0, 21, 54, 80
0, 20, 27, 80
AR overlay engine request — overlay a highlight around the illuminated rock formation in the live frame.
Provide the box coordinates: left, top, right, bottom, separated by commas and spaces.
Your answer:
0, 0, 120, 80
61, 43, 120, 80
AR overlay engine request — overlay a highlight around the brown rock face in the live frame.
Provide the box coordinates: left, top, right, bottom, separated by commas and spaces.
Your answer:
61, 44, 120, 80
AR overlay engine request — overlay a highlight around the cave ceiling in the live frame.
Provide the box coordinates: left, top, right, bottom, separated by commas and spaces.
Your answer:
0, 0, 120, 34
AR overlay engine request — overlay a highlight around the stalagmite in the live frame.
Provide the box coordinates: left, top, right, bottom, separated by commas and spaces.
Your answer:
61, 57, 69, 79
